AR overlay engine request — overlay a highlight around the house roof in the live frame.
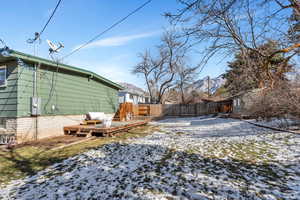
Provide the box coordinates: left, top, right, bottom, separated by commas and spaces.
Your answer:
0, 48, 123, 90
118, 82, 149, 97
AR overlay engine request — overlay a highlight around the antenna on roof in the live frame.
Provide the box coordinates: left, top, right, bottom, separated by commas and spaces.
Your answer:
0, 39, 10, 57
46, 39, 64, 54
0, 39, 7, 47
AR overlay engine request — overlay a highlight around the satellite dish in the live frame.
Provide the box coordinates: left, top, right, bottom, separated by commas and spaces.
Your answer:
46, 39, 64, 54
0, 49, 10, 57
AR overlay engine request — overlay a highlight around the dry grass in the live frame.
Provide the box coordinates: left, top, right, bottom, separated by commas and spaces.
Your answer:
15, 135, 85, 150
0, 125, 157, 185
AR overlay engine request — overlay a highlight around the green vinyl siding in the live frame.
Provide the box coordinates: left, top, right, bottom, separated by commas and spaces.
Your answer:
17, 63, 119, 117
10, 50, 122, 90
0, 61, 18, 117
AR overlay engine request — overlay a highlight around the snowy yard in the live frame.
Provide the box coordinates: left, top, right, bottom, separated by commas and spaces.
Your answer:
1, 116, 300, 200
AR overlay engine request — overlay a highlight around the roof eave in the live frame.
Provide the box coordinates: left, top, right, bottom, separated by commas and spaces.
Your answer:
7, 49, 123, 90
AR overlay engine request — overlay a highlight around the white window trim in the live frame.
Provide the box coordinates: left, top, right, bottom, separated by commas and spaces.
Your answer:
0, 66, 7, 87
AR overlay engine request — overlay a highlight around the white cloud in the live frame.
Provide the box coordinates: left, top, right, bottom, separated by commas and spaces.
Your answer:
73, 31, 159, 50
94, 62, 146, 89
70, 55, 147, 89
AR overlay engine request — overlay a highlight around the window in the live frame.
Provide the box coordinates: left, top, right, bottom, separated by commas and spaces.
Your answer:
0, 118, 6, 129
0, 66, 6, 87
234, 98, 241, 107
119, 96, 125, 103
234, 99, 237, 106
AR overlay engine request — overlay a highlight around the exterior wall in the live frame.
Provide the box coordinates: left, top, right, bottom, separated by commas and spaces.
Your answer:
15, 115, 85, 142
233, 98, 242, 113
232, 90, 261, 115
0, 58, 120, 143
0, 118, 17, 134
2, 113, 115, 143
6, 118, 17, 133
137, 95, 146, 104
0, 61, 18, 117
118, 92, 125, 103
17, 62, 119, 117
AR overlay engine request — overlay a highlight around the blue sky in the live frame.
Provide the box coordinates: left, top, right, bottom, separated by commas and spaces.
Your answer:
0, 0, 227, 88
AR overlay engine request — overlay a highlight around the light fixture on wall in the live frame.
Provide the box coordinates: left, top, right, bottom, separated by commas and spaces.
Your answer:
88, 74, 94, 81
17, 58, 25, 66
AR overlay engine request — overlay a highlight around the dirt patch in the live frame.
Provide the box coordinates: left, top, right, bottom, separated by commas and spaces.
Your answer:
14, 135, 87, 150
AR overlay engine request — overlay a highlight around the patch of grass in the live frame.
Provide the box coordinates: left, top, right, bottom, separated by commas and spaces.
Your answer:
0, 125, 157, 185
198, 140, 277, 163
175, 131, 186, 135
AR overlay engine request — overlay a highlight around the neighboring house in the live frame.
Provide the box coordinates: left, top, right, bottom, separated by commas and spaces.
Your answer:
0, 48, 122, 143
230, 89, 262, 116
118, 82, 149, 104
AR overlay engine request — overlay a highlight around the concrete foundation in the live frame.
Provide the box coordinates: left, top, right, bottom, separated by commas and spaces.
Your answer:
0, 114, 112, 143
16, 115, 86, 142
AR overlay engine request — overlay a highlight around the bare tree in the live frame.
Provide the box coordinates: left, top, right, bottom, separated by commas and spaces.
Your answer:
175, 63, 199, 103
249, 79, 300, 119
132, 30, 189, 104
166, 0, 300, 88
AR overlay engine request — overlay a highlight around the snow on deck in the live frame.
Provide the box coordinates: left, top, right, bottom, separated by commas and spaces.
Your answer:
1, 116, 300, 199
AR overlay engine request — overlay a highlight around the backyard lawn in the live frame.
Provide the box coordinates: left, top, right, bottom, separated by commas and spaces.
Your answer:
1, 116, 300, 199
0, 125, 154, 185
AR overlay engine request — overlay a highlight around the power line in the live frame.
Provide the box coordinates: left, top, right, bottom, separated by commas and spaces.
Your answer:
39, 0, 63, 38
61, 0, 152, 60
27, 0, 63, 43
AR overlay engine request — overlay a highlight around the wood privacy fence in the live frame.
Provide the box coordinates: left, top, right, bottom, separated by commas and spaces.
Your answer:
133, 100, 233, 117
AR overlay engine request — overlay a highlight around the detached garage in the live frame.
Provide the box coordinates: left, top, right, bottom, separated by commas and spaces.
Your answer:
0, 48, 122, 143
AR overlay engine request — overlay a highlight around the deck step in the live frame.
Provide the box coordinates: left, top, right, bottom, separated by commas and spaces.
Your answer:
64, 121, 148, 137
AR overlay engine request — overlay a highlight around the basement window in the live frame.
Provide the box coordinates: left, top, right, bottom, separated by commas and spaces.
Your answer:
0, 118, 6, 129
0, 66, 7, 87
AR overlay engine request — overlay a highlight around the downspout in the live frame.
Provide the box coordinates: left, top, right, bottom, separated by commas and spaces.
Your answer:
34, 63, 37, 97
33, 63, 40, 140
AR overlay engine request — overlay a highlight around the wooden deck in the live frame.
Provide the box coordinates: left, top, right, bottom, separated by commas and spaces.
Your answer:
64, 120, 148, 137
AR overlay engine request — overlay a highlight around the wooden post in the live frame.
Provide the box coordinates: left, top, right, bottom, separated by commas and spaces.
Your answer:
207, 76, 210, 97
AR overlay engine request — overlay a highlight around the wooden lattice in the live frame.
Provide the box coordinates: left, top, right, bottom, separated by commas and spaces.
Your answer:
0, 134, 16, 144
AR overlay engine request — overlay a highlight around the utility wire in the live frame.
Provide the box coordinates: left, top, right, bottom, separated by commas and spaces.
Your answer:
61, 0, 152, 60
27, 0, 63, 43
39, 0, 62, 38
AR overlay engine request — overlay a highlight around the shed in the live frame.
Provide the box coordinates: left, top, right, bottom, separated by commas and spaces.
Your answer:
0, 48, 123, 143
229, 89, 262, 116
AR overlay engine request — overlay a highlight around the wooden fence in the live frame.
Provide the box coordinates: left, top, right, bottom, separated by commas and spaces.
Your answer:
115, 100, 233, 121
133, 100, 233, 118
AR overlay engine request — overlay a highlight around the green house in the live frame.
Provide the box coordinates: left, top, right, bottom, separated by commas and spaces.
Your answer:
0, 48, 122, 143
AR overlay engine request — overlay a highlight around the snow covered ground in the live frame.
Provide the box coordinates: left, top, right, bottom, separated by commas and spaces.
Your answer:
1, 116, 300, 200
246, 117, 300, 130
